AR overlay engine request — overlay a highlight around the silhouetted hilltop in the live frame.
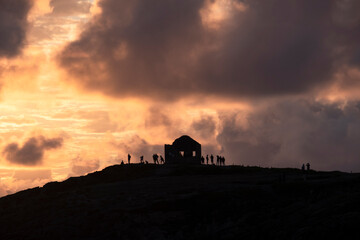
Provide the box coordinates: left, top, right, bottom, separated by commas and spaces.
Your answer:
0, 164, 359, 239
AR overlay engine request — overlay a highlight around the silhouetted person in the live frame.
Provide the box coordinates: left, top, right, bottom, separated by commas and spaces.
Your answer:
128, 154, 131, 164
145, 160, 149, 164
210, 154, 214, 165
160, 155, 164, 164
140, 156, 144, 164
153, 154, 159, 164
201, 156, 204, 164
121, 160, 124, 165
206, 155, 209, 165
221, 156, 226, 166
301, 164, 305, 172
216, 155, 219, 165
306, 162, 310, 171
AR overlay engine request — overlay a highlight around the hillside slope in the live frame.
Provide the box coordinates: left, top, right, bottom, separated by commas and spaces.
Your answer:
0, 164, 359, 239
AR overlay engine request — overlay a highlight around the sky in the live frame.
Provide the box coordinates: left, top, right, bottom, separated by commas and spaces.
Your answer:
0, 0, 360, 196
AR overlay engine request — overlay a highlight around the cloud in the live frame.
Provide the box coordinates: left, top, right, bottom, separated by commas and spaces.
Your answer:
58, 0, 360, 100
49, 0, 91, 16
110, 134, 163, 161
145, 106, 173, 129
0, 0, 32, 58
2, 136, 63, 166
13, 169, 52, 181
191, 114, 217, 139
0, 116, 36, 125
0, 168, 52, 197
70, 156, 99, 176
78, 110, 118, 133
216, 99, 360, 171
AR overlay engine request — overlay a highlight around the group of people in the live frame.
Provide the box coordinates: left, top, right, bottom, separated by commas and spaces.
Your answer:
124, 153, 225, 165
201, 154, 226, 166
301, 163, 311, 171
150, 154, 165, 164
123, 153, 165, 165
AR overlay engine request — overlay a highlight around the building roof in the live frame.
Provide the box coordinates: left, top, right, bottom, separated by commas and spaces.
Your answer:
172, 135, 200, 147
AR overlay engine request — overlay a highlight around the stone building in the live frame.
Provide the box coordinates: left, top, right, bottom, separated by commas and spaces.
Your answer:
164, 135, 201, 164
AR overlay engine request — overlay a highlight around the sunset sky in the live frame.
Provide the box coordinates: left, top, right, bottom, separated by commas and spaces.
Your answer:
0, 0, 360, 196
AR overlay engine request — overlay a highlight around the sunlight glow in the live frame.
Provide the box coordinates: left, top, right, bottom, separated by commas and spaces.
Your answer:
200, 0, 247, 29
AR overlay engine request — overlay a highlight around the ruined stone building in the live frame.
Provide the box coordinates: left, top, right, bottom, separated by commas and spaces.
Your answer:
165, 135, 201, 164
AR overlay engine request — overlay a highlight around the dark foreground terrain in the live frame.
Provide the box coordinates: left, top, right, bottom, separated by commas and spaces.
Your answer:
0, 164, 359, 239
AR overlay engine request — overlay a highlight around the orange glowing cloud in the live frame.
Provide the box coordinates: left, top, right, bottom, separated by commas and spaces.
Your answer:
200, 0, 247, 29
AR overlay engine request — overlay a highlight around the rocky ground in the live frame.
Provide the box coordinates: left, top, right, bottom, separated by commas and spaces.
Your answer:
0, 164, 359, 239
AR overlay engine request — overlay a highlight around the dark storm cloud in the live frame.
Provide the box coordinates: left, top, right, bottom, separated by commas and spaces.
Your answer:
0, 0, 32, 57
3, 136, 63, 166
216, 99, 360, 171
59, 0, 360, 99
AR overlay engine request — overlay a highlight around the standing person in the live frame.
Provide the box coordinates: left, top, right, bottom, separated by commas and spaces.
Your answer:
306, 163, 310, 171
140, 156, 144, 164
210, 154, 214, 165
128, 154, 131, 164
206, 155, 209, 165
160, 155, 165, 164
153, 154, 159, 164
302, 163, 306, 181
216, 155, 220, 165
223, 156, 226, 166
